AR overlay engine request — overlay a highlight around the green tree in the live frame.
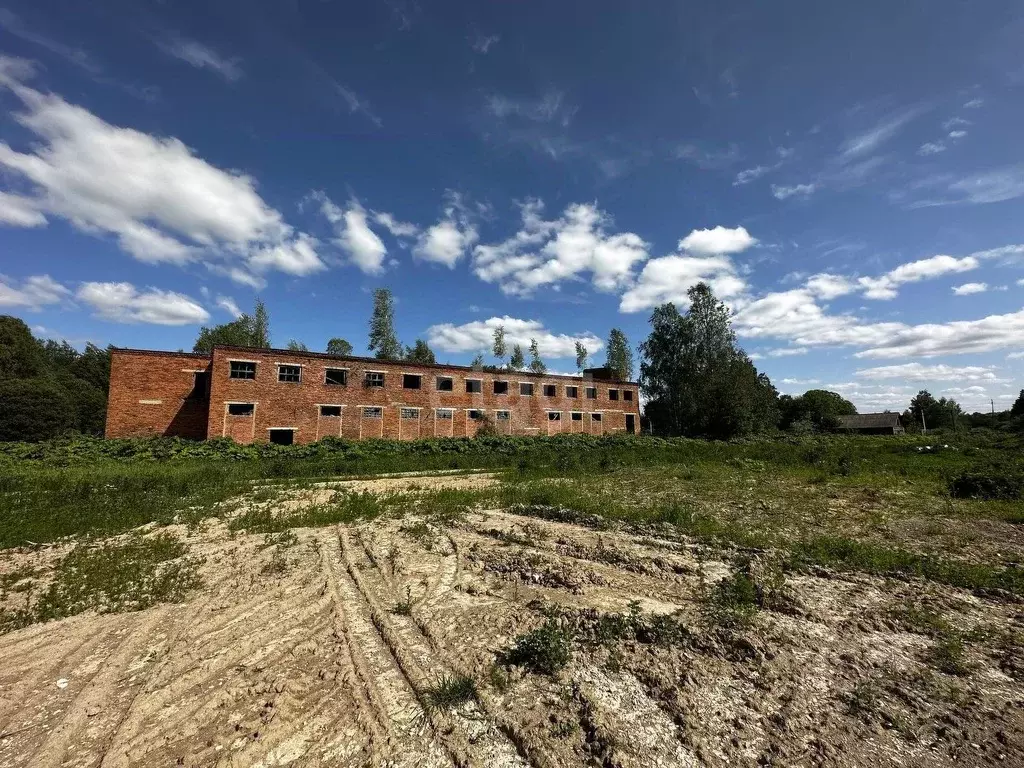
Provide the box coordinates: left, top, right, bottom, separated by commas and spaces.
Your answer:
193, 299, 272, 353
528, 338, 546, 374
606, 328, 634, 381
1010, 390, 1024, 418
368, 288, 402, 360
639, 283, 779, 438
70, 343, 111, 393
492, 325, 507, 368
574, 340, 588, 372
780, 389, 857, 432
509, 344, 525, 371
405, 339, 437, 364
470, 353, 485, 370
286, 339, 308, 352
0, 378, 75, 441
0, 316, 46, 379
326, 338, 353, 356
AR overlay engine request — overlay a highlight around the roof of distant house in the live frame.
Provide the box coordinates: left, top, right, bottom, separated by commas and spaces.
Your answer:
838, 413, 902, 430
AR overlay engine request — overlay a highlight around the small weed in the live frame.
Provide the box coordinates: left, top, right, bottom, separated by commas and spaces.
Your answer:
702, 567, 759, 629
419, 673, 478, 713
502, 619, 572, 675
392, 586, 414, 616
261, 530, 299, 550
846, 680, 881, 721
929, 635, 971, 676
488, 663, 512, 692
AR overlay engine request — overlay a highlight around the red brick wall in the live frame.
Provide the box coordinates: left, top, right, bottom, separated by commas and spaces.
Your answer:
106, 350, 211, 439
206, 347, 641, 444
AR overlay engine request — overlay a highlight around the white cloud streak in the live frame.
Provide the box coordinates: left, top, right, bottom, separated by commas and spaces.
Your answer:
952, 282, 987, 295
0, 274, 69, 309
856, 363, 1009, 382
158, 35, 243, 82
77, 282, 209, 325
426, 316, 603, 359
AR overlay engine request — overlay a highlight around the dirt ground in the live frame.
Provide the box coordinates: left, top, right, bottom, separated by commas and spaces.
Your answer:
1, 475, 1022, 767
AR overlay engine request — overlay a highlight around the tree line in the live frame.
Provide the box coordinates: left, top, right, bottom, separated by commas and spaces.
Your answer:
3, 281, 1022, 442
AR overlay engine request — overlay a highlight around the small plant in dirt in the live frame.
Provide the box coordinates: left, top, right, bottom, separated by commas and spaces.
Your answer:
392, 586, 414, 616
419, 673, 478, 713
488, 663, 512, 692
502, 619, 572, 675
702, 567, 759, 629
400, 521, 435, 550
929, 635, 971, 676
263, 530, 299, 549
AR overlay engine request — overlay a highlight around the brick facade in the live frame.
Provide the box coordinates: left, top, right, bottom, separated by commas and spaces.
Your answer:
106, 346, 642, 444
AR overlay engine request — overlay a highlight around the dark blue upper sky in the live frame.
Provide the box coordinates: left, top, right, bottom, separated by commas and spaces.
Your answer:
1, 0, 1023, 410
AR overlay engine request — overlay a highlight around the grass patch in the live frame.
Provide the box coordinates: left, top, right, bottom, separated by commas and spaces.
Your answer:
419, 673, 478, 713
501, 619, 572, 675
1, 532, 200, 632
929, 635, 971, 676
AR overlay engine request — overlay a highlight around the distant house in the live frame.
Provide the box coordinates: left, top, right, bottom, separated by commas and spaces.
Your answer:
837, 413, 904, 435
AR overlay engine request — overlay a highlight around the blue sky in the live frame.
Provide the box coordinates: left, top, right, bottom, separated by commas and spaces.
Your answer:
1, 1, 1023, 412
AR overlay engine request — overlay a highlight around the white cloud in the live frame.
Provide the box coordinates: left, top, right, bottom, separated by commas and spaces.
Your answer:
734, 165, 774, 185
317, 195, 387, 275
943, 117, 971, 130
948, 166, 1024, 204
0, 68, 323, 283
486, 91, 575, 126
216, 295, 241, 317
948, 130, 968, 140
767, 347, 808, 357
158, 35, 242, 82
1008, 351, 1024, 360
952, 281, 987, 295
471, 33, 500, 53
0, 190, 46, 226
426, 316, 603, 359
674, 143, 740, 170
247, 234, 324, 276
780, 378, 820, 385
918, 142, 946, 156
619, 255, 746, 313
963, 98, 984, 109
77, 282, 209, 325
1018, 278, 1024, 286
771, 183, 817, 200
857, 254, 978, 299
373, 211, 418, 238
474, 200, 648, 296
678, 225, 757, 256
840, 109, 920, 159
0, 274, 69, 309
805, 273, 857, 299
333, 83, 382, 127
856, 363, 1009, 382
414, 195, 479, 268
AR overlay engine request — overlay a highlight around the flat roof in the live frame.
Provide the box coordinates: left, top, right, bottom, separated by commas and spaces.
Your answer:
110, 345, 639, 385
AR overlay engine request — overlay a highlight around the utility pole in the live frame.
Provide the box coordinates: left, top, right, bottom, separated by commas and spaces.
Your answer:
921, 409, 927, 434
991, 399, 995, 415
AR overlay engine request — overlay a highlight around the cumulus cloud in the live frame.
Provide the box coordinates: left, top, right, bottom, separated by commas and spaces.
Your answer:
317, 196, 387, 274
373, 211, 418, 238
414, 194, 479, 268
216, 295, 242, 317
804, 273, 857, 299
952, 282, 987, 295
473, 200, 648, 297
733, 165, 775, 185
158, 35, 243, 82
426, 316, 603, 359
766, 347, 808, 357
856, 363, 1009, 382
677, 225, 757, 256
0, 65, 323, 284
0, 274, 69, 309
917, 142, 946, 156
771, 183, 817, 200
857, 255, 979, 300
77, 282, 209, 325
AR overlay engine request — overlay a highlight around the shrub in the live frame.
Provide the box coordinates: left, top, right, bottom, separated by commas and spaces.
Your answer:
502, 619, 572, 675
0, 378, 76, 442
949, 465, 1024, 501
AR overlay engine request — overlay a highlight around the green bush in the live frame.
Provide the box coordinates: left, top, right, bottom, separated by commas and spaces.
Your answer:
502, 619, 572, 675
0, 378, 75, 442
949, 466, 1024, 501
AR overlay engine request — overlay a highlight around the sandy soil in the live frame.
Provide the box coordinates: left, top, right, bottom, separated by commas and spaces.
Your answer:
1, 499, 1022, 766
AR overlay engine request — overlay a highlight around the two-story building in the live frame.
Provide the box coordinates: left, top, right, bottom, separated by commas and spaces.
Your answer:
105, 346, 642, 444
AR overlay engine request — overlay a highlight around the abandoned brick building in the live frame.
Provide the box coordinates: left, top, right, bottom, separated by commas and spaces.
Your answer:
105, 346, 642, 444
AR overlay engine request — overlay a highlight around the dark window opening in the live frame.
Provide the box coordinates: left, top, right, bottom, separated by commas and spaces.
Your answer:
586, 387, 597, 399
519, 382, 534, 396
278, 365, 301, 383
466, 379, 482, 394
436, 408, 454, 419
229, 361, 256, 380
496, 411, 510, 421
363, 407, 382, 418
571, 412, 583, 421
325, 368, 348, 386
227, 403, 254, 416
609, 389, 620, 401
436, 376, 453, 391
269, 429, 294, 446
591, 413, 602, 422
403, 374, 422, 389
548, 411, 561, 421
320, 405, 342, 417
565, 386, 579, 398
365, 371, 385, 387
493, 380, 509, 394
188, 370, 210, 400
543, 384, 556, 397
623, 390, 633, 402
400, 408, 419, 419
468, 409, 483, 420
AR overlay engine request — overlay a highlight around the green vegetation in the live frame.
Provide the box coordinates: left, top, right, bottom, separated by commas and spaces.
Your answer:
1, 533, 199, 632
419, 673, 478, 713
193, 298, 271, 353
502, 619, 572, 675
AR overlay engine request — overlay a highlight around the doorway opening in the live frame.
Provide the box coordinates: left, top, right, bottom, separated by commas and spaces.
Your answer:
269, 429, 295, 446
625, 414, 636, 434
